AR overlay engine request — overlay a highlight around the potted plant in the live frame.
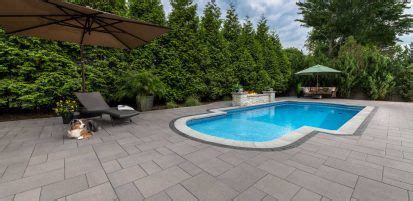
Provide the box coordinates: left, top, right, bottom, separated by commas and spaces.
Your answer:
233, 83, 244, 93
117, 70, 166, 111
54, 99, 78, 124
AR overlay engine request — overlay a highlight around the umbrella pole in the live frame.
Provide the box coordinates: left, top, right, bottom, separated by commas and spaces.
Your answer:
80, 44, 86, 92
316, 73, 319, 92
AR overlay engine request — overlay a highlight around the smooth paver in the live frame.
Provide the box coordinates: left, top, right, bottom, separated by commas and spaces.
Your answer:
291, 188, 322, 201
233, 187, 267, 201
134, 166, 190, 198
286, 170, 353, 201
14, 188, 41, 201
218, 163, 266, 192
258, 159, 296, 178
353, 177, 409, 201
86, 169, 108, 187
165, 184, 197, 201
40, 175, 88, 201
0, 98, 411, 200
316, 165, 359, 188
107, 165, 146, 187
115, 183, 144, 201
182, 172, 239, 200
255, 174, 301, 200
66, 182, 117, 201
0, 168, 64, 197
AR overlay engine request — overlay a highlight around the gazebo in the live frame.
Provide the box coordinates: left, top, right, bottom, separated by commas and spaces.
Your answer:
295, 64, 341, 98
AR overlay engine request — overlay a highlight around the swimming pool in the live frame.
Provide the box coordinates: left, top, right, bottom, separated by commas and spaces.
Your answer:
173, 101, 374, 149
188, 102, 363, 142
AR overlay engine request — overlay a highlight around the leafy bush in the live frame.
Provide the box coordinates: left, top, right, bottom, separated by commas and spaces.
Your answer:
116, 70, 166, 100
361, 48, 395, 100
232, 83, 243, 92
184, 96, 200, 107
166, 101, 179, 109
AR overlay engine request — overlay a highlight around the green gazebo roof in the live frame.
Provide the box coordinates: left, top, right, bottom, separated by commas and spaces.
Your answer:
295, 65, 341, 75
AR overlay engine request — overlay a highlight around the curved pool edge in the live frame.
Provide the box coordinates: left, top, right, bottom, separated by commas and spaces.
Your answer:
171, 100, 375, 150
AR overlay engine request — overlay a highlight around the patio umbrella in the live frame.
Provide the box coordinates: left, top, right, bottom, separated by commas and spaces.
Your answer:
0, 0, 169, 92
295, 64, 341, 90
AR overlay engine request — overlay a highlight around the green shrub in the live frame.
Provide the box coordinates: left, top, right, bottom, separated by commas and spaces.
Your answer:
116, 70, 166, 99
166, 101, 178, 109
184, 96, 200, 107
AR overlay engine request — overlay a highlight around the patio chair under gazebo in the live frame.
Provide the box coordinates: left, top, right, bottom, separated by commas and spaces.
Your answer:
295, 64, 341, 98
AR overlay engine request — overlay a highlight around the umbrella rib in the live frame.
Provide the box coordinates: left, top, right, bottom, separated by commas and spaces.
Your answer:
44, 0, 169, 30
55, 5, 85, 27
0, 14, 78, 17
92, 19, 131, 49
7, 15, 85, 35
95, 18, 149, 43
40, 16, 84, 29
97, 15, 170, 30
45, 0, 100, 16
46, 0, 104, 29
38, 16, 122, 34
91, 21, 123, 31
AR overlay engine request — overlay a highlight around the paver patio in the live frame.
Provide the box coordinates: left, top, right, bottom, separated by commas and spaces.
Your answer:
0, 97, 412, 201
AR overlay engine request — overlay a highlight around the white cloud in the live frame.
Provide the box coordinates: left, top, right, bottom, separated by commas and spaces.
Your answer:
160, 0, 412, 52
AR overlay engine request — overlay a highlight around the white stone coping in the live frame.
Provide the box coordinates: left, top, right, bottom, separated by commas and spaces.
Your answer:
246, 94, 268, 97
173, 100, 374, 149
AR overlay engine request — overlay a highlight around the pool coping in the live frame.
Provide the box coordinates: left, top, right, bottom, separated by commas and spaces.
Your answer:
171, 100, 375, 150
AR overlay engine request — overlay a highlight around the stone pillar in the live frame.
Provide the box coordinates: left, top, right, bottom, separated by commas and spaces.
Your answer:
263, 90, 276, 103
232, 91, 248, 106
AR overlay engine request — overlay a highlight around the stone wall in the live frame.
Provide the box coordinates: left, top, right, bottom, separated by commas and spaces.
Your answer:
232, 91, 276, 106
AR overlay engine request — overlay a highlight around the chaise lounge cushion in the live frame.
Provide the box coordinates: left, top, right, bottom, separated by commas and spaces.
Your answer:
104, 108, 140, 119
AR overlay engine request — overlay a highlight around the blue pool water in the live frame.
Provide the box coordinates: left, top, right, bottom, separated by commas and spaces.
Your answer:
188, 102, 364, 142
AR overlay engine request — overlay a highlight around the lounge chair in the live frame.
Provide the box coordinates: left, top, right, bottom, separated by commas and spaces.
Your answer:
75, 92, 139, 122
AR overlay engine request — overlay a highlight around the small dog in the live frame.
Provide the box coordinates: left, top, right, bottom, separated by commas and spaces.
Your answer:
67, 119, 98, 140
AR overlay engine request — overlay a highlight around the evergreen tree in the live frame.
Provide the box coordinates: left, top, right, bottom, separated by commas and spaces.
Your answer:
128, 0, 165, 25
156, 0, 205, 101
222, 4, 241, 44
222, 4, 242, 91
237, 17, 257, 90
199, 0, 233, 99
68, 0, 127, 15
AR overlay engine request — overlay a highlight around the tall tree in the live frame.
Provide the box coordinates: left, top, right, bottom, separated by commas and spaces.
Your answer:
199, 0, 231, 99
222, 4, 241, 44
128, 0, 165, 25
297, 0, 413, 57
237, 17, 257, 89
155, 0, 205, 101
68, 0, 126, 15
222, 4, 242, 92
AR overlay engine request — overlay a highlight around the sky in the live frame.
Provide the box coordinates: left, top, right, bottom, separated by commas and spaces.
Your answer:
160, 0, 413, 52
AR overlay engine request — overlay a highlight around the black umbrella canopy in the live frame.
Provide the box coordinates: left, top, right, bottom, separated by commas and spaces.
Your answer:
0, 0, 170, 91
